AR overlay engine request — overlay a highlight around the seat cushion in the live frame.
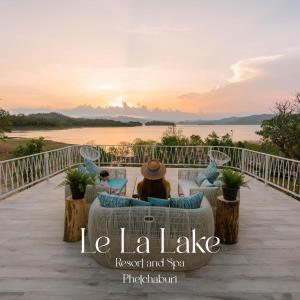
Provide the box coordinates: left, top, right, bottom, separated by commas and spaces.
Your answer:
212, 179, 223, 188
178, 179, 200, 196
108, 178, 128, 192
97, 192, 130, 208
201, 179, 215, 187
171, 192, 204, 209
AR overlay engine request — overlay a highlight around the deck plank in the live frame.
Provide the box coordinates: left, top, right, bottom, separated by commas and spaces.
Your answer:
0, 167, 300, 299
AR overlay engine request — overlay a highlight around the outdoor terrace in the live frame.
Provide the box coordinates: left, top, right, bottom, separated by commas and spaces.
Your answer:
0, 145, 300, 299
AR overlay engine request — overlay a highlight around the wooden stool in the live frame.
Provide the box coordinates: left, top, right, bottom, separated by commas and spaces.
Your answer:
215, 196, 239, 244
63, 196, 86, 242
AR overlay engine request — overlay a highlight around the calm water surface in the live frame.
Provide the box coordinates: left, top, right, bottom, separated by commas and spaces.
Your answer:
9, 125, 261, 145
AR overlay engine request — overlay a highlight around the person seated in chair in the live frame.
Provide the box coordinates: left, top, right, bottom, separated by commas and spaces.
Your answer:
137, 160, 170, 200
99, 170, 110, 186
99, 170, 119, 194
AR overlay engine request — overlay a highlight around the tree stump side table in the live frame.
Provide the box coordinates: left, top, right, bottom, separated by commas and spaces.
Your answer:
63, 196, 86, 242
215, 196, 240, 244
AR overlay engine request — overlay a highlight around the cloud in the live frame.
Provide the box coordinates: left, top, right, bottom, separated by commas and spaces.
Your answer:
11, 101, 201, 121
119, 25, 189, 36
229, 54, 284, 83
177, 50, 300, 117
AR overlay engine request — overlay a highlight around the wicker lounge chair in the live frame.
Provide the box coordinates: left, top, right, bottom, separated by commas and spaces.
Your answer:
65, 167, 127, 218
208, 150, 231, 166
80, 146, 100, 161
178, 168, 222, 217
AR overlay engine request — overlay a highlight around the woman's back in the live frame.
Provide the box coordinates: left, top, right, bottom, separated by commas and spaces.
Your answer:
138, 178, 170, 200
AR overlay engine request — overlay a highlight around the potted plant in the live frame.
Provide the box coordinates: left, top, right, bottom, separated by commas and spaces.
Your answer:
64, 168, 95, 200
219, 169, 247, 201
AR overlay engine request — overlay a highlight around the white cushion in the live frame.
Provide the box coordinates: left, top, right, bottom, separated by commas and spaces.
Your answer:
178, 179, 200, 196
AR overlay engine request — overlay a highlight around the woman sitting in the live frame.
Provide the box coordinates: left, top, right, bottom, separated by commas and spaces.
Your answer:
137, 160, 170, 200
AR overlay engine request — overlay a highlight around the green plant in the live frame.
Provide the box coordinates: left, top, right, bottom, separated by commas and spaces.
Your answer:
64, 168, 95, 199
13, 137, 45, 157
219, 169, 247, 189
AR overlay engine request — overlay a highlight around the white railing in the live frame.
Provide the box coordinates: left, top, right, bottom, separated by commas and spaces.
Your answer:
0, 145, 299, 199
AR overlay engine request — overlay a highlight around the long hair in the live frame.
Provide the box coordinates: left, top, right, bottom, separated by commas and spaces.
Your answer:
139, 178, 167, 200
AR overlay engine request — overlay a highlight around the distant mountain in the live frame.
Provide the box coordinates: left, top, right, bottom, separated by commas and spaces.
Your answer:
178, 114, 274, 125
11, 112, 143, 128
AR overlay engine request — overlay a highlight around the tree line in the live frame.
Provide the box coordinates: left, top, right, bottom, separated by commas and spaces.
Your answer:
1, 112, 142, 129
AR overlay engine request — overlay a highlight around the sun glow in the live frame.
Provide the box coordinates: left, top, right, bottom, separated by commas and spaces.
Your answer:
110, 97, 125, 107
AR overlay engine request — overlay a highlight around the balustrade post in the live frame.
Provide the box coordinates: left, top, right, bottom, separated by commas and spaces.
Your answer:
241, 149, 245, 172
45, 152, 49, 180
96, 145, 101, 166
208, 146, 213, 164
265, 154, 270, 185
67, 147, 72, 167
151, 145, 155, 160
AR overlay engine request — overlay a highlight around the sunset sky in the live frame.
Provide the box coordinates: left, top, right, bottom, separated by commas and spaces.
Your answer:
1, 0, 300, 119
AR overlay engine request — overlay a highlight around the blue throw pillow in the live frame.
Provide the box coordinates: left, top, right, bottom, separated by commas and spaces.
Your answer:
170, 192, 204, 209
205, 161, 219, 183
84, 159, 100, 176
195, 172, 207, 186
131, 199, 152, 206
78, 164, 87, 174
148, 197, 170, 207
97, 192, 130, 208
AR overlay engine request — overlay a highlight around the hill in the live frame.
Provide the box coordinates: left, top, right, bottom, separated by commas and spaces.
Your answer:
11, 112, 143, 128
178, 114, 273, 125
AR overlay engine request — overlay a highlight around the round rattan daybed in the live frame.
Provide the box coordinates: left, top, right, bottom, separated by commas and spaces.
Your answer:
88, 196, 215, 271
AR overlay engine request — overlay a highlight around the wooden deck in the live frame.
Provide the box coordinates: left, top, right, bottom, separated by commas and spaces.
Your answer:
0, 167, 300, 300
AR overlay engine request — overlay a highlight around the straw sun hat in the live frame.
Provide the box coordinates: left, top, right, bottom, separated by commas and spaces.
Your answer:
141, 160, 166, 180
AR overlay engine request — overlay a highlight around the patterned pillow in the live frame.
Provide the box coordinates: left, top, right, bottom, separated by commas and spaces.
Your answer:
131, 199, 152, 206
97, 192, 130, 207
205, 161, 219, 183
195, 172, 207, 186
84, 159, 100, 176
148, 197, 170, 207
170, 192, 204, 209
78, 164, 87, 174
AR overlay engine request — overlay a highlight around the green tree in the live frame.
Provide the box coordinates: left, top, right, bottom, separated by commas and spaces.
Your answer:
188, 134, 203, 146
205, 131, 234, 146
161, 125, 189, 146
0, 108, 12, 136
257, 94, 300, 159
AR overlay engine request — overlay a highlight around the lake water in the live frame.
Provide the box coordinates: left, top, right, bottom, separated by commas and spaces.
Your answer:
8, 125, 261, 145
